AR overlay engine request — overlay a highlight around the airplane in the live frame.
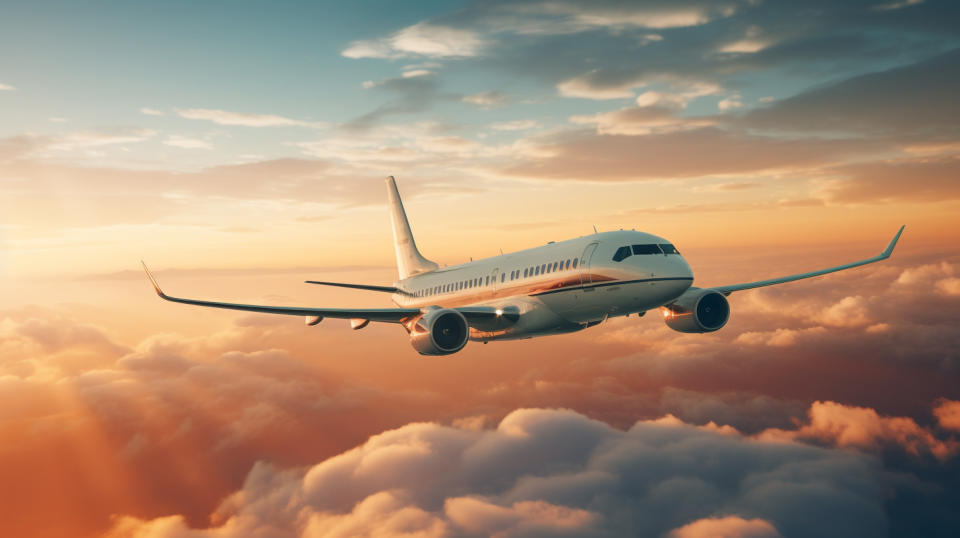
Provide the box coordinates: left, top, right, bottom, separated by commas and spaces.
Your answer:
142, 176, 904, 356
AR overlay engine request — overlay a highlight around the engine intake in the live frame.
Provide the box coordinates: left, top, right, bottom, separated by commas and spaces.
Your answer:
409, 308, 469, 355
661, 287, 730, 333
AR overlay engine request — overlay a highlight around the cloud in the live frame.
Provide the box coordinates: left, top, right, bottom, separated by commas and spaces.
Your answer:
46, 129, 157, 151
718, 94, 743, 111
570, 106, 714, 135
934, 399, 960, 432
473, 0, 739, 36
758, 400, 960, 461
402, 68, 434, 78
140, 107, 164, 116
873, 0, 924, 11
0, 82, 15, 91
741, 48, 960, 138
824, 157, 960, 203
502, 126, 885, 181
345, 74, 460, 129
718, 26, 774, 54
342, 23, 484, 59
175, 108, 323, 128
163, 135, 213, 150
668, 516, 782, 538
107, 407, 891, 537
462, 90, 509, 108
490, 119, 539, 131
557, 74, 639, 99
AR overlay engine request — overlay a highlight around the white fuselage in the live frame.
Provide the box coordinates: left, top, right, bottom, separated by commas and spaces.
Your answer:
391, 230, 695, 341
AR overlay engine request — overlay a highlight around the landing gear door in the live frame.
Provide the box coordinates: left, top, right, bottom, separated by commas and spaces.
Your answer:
578, 242, 599, 285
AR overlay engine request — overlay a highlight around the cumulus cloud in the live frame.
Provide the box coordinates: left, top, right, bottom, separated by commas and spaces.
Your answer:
107, 407, 892, 537
668, 515, 782, 538
934, 399, 960, 432
758, 400, 960, 461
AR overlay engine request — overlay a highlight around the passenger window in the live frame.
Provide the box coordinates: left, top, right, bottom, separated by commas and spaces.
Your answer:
501, 273, 505, 282
553, 261, 559, 271
613, 246, 631, 262
660, 244, 680, 255
632, 244, 660, 255
572, 258, 578, 268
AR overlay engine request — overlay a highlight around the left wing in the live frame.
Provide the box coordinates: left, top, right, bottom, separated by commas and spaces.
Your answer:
142, 262, 420, 323
713, 225, 904, 295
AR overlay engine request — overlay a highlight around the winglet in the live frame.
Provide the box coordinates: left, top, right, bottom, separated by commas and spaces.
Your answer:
141, 261, 166, 297
881, 225, 905, 258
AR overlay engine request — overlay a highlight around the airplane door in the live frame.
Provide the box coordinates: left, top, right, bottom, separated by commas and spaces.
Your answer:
490, 268, 500, 292
578, 242, 599, 285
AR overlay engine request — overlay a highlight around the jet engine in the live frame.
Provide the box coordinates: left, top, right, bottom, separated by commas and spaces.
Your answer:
409, 308, 469, 355
661, 287, 730, 333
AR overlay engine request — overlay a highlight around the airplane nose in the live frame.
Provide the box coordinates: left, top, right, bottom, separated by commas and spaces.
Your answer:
676, 256, 694, 279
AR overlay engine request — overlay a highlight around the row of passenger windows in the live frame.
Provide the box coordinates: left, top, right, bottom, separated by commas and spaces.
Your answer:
612, 243, 680, 262
413, 257, 580, 298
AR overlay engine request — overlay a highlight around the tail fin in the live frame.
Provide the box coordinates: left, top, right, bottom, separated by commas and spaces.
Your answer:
386, 176, 438, 279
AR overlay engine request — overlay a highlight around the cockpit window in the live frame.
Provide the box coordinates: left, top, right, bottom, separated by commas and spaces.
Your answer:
660, 244, 680, 255
612, 246, 631, 262
631, 244, 661, 255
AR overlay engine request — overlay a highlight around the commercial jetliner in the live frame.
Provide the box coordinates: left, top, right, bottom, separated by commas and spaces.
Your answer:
143, 177, 904, 355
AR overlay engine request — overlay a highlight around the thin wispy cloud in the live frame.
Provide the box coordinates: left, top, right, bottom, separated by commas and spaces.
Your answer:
0, 82, 15, 91
140, 107, 164, 116
163, 135, 213, 150
462, 90, 508, 108
175, 107, 325, 128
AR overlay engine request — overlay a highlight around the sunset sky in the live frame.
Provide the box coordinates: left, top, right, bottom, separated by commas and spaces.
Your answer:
1, 1, 959, 537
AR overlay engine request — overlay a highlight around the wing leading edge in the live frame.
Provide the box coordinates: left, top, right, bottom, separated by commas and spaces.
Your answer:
712, 225, 904, 295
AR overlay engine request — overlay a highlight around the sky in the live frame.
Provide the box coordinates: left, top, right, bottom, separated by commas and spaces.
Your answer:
1, 0, 959, 536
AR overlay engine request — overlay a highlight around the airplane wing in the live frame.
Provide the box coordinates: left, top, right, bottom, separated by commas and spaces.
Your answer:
304, 280, 413, 296
142, 262, 420, 323
712, 226, 904, 295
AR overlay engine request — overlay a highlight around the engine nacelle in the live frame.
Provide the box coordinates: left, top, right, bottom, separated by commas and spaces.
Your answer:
661, 287, 730, 333
409, 308, 469, 355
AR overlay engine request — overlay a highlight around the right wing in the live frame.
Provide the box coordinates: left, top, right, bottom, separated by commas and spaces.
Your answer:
142, 262, 420, 323
712, 226, 904, 295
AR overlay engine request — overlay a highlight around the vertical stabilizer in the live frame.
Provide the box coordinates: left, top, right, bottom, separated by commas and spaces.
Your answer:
386, 176, 439, 279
